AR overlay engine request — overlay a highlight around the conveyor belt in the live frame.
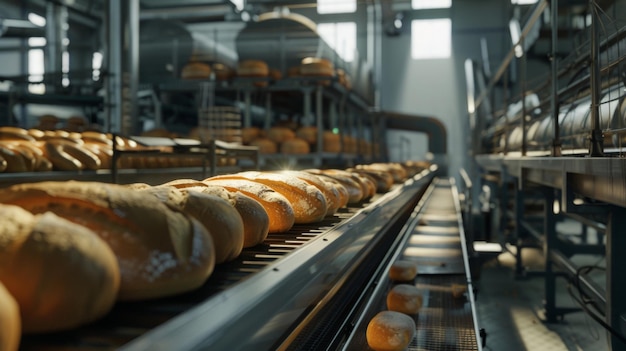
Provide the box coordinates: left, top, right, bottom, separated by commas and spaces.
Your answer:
18, 167, 437, 351
342, 178, 482, 351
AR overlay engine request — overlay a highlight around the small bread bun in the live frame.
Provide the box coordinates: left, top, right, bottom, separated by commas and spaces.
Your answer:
250, 137, 277, 154
366, 311, 416, 351
387, 284, 423, 315
242, 127, 262, 144
42, 141, 83, 171
267, 127, 296, 144
0, 205, 119, 333
0, 281, 20, 351
389, 260, 418, 282
322, 131, 341, 153
181, 61, 212, 79
295, 126, 318, 145
237, 59, 269, 77
280, 137, 310, 154
0, 181, 216, 301
300, 57, 335, 77
144, 186, 244, 264
209, 171, 327, 224
202, 178, 295, 233
212, 63, 234, 81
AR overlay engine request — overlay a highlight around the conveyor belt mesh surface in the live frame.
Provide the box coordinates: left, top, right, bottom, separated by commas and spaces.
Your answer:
345, 179, 480, 351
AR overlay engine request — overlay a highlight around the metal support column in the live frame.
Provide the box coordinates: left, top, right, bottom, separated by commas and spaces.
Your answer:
543, 188, 558, 323
514, 181, 526, 277
588, 1, 604, 156
244, 90, 252, 128
105, 0, 139, 135
45, 2, 67, 92
551, 0, 562, 156
315, 85, 323, 167
606, 207, 626, 351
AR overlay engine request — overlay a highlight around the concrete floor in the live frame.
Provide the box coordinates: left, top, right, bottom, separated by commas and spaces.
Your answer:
474, 243, 610, 351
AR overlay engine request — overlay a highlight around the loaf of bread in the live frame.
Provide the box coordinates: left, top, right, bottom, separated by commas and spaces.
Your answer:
160, 180, 271, 247
0, 204, 119, 333
212, 63, 234, 81
0, 281, 20, 351
387, 284, 423, 315
295, 126, 317, 145
0, 143, 32, 172
0, 181, 215, 301
209, 171, 327, 224
300, 57, 334, 77
366, 310, 416, 351
389, 260, 419, 282
242, 127, 262, 144
276, 170, 341, 216
305, 169, 363, 204
323, 131, 341, 153
144, 186, 244, 264
202, 178, 295, 233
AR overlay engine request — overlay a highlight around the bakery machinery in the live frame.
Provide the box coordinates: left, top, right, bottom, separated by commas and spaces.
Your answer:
471, 1, 626, 350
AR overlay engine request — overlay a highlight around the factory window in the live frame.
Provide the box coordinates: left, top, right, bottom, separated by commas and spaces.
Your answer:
317, 0, 356, 14
28, 37, 46, 94
412, 0, 452, 9
317, 22, 356, 62
411, 19, 451, 59
230, 0, 244, 11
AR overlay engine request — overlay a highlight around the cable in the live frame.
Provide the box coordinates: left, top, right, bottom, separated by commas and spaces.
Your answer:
566, 264, 626, 345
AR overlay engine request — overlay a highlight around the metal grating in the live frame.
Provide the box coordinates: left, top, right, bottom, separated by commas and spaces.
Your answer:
344, 179, 480, 351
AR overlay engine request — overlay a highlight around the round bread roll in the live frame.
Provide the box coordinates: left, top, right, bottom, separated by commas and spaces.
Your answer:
237, 59, 269, 77
181, 61, 212, 79
295, 126, 318, 145
202, 178, 295, 233
209, 171, 327, 224
212, 63, 234, 81
0, 181, 215, 301
366, 310, 416, 351
280, 137, 310, 154
389, 260, 419, 282
300, 57, 335, 77
186, 185, 270, 248
0, 281, 20, 351
267, 126, 296, 144
387, 284, 423, 315
250, 137, 278, 154
144, 186, 244, 264
242, 127, 262, 145
323, 131, 341, 153
0, 205, 119, 333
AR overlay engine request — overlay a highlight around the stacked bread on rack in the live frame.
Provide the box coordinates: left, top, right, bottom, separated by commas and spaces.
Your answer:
0, 162, 428, 349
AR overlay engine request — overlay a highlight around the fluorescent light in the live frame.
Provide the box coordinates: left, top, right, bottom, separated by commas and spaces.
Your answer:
512, 0, 538, 4
230, 0, 244, 11
28, 13, 46, 27
412, 0, 452, 10
411, 19, 451, 59
509, 19, 524, 58
317, 0, 356, 14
